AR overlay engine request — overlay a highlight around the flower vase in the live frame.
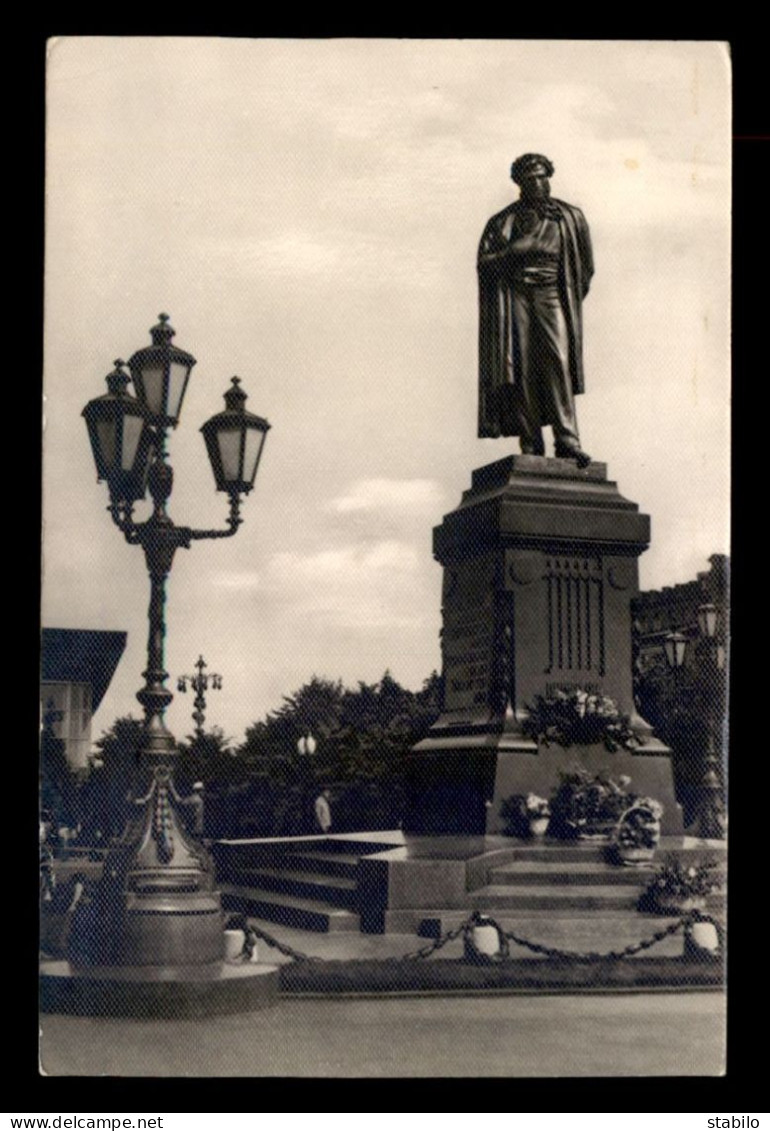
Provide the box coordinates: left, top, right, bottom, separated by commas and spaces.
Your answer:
529, 816, 549, 838
224, 928, 245, 963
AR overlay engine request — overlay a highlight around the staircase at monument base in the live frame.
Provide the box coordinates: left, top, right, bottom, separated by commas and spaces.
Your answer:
409, 842, 726, 959
215, 836, 726, 956
218, 838, 389, 933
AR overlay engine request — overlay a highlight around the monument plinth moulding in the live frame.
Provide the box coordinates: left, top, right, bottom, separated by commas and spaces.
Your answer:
405, 454, 683, 836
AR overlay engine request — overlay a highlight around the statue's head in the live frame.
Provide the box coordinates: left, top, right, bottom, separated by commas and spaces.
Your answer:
511, 153, 554, 201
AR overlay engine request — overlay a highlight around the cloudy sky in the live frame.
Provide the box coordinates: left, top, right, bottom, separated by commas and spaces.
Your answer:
43, 38, 730, 745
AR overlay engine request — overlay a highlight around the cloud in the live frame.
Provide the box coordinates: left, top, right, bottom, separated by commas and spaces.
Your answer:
198, 227, 447, 293
210, 569, 262, 592
262, 540, 424, 629
269, 540, 418, 583
327, 477, 444, 514
207, 229, 344, 279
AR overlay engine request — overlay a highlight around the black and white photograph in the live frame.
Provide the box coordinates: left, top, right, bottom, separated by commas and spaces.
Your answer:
39, 37, 730, 1078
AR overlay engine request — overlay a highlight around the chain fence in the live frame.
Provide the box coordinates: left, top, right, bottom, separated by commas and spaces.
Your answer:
242, 908, 722, 966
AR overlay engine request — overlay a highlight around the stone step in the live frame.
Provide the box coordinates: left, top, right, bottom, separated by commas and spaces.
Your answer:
488, 861, 660, 886
233, 867, 358, 908
221, 884, 361, 933
311, 838, 399, 856
473, 882, 727, 914
495, 842, 727, 864
473, 883, 646, 911
493, 843, 618, 864
284, 851, 362, 879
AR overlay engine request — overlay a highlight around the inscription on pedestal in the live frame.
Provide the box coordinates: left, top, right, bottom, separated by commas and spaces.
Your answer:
442, 558, 497, 713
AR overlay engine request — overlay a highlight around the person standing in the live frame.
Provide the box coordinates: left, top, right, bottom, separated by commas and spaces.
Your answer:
477, 153, 594, 465
188, 781, 205, 836
314, 787, 332, 834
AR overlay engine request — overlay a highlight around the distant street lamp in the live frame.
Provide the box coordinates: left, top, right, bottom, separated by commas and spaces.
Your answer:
696, 602, 718, 642
81, 314, 270, 967
297, 733, 317, 756
178, 655, 224, 739
663, 631, 688, 673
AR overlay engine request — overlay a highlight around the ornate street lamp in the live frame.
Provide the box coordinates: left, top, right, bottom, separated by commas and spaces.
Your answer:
663, 631, 688, 672
127, 313, 197, 428
178, 655, 224, 739
663, 616, 726, 841
200, 377, 270, 497
80, 314, 270, 968
695, 604, 727, 841
82, 361, 154, 504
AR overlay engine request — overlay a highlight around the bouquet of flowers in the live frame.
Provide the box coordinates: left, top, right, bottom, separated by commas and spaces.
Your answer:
522, 792, 550, 819
548, 767, 633, 838
523, 689, 643, 752
638, 855, 722, 913
499, 792, 551, 837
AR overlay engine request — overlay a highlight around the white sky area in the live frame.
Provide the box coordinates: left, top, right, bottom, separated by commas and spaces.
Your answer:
42, 38, 731, 745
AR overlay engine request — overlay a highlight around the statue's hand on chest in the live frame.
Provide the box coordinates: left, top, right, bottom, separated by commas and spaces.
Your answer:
511, 207, 540, 238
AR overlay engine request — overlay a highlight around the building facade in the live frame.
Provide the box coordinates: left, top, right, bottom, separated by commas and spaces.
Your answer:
40, 628, 127, 770
633, 553, 728, 675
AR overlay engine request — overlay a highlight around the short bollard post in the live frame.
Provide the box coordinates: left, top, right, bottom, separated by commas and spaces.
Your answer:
464, 912, 508, 964
224, 929, 246, 963
684, 912, 723, 962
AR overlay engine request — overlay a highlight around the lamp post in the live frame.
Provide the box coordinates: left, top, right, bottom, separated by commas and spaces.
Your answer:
695, 603, 727, 840
81, 314, 270, 967
663, 616, 726, 841
178, 655, 223, 739
662, 628, 691, 824
296, 734, 317, 830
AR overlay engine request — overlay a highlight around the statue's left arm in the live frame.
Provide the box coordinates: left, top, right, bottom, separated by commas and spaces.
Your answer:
573, 207, 594, 298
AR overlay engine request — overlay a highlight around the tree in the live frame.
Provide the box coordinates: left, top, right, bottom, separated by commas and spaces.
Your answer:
275, 675, 346, 736
240, 669, 442, 831
176, 726, 244, 788
81, 715, 147, 841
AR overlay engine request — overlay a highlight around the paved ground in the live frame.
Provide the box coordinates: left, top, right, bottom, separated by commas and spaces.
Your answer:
40, 990, 725, 1077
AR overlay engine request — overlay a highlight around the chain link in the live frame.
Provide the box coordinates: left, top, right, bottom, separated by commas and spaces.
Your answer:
501, 914, 690, 962
246, 911, 704, 965
382, 918, 474, 962
246, 922, 324, 963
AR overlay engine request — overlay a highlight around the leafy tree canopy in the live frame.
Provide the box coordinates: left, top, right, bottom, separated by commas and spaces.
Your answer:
238, 670, 442, 786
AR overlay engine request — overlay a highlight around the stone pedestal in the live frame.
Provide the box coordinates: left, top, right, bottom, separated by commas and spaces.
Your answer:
405, 455, 682, 835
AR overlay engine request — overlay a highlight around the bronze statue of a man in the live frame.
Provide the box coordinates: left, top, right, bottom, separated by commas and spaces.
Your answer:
477, 154, 594, 466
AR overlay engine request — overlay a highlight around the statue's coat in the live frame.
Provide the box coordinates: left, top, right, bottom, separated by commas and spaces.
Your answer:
477, 198, 594, 438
